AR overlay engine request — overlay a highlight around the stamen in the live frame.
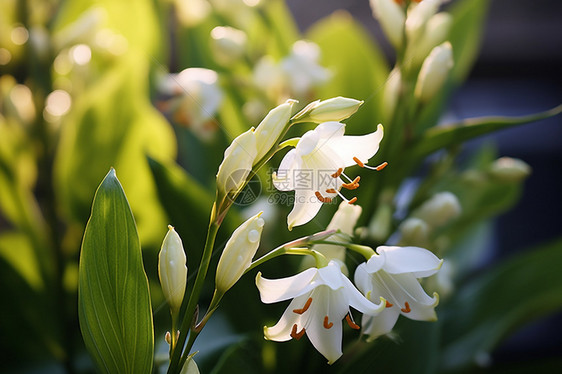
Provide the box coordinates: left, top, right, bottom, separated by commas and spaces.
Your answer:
326, 188, 357, 205
353, 157, 365, 168
331, 168, 343, 178
340, 172, 354, 183
375, 162, 388, 171
293, 297, 312, 314
386, 300, 393, 308
342, 176, 360, 190
315, 191, 332, 203
401, 302, 411, 313
290, 324, 306, 340
323, 316, 333, 329
345, 314, 360, 330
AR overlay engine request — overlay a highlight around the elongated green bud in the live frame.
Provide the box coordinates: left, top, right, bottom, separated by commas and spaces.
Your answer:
370, 0, 406, 48
414, 42, 453, 102
216, 128, 257, 196
489, 157, 531, 182
158, 226, 187, 315
215, 212, 265, 293
253, 100, 296, 163
293, 96, 363, 123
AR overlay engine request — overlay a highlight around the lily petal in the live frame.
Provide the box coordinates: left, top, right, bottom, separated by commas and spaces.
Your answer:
342, 275, 385, 316
361, 308, 400, 342
287, 189, 324, 230
263, 294, 307, 341
273, 149, 301, 191
256, 268, 318, 303
377, 246, 443, 277
329, 124, 384, 167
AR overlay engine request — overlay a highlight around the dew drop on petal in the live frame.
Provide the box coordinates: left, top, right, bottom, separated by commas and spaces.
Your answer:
248, 229, 260, 243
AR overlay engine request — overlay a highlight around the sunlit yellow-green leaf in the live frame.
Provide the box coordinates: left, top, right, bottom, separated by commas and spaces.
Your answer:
78, 169, 153, 374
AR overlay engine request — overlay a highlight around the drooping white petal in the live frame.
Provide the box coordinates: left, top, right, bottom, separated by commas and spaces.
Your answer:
287, 189, 324, 230
328, 124, 384, 167
377, 246, 443, 277
264, 294, 307, 341
273, 149, 301, 191
316, 261, 346, 290
256, 268, 317, 303
364, 254, 385, 274
313, 121, 346, 140
341, 275, 385, 316
304, 287, 345, 364
361, 308, 400, 342
377, 272, 438, 320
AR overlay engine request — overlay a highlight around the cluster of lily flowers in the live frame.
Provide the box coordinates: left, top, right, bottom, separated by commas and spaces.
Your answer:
158, 95, 443, 365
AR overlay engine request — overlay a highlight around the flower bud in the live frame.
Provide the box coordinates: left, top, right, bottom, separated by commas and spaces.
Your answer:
210, 26, 247, 66
253, 100, 296, 163
383, 68, 402, 122
215, 212, 265, 293
180, 357, 200, 374
293, 97, 363, 123
370, 0, 406, 48
406, 0, 441, 43
413, 191, 461, 229
411, 12, 452, 67
216, 128, 257, 196
158, 226, 187, 314
489, 157, 531, 182
414, 41, 453, 102
398, 217, 430, 247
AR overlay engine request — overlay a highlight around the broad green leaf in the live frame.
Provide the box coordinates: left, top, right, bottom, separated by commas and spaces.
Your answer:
447, 0, 490, 83
410, 105, 562, 159
78, 169, 154, 374
440, 238, 562, 371
307, 11, 389, 133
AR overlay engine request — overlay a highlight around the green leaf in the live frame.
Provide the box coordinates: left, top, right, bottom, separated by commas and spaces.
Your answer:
410, 105, 562, 159
307, 10, 389, 133
78, 169, 154, 374
440, 238, 562, 371
447, 0, 490, 83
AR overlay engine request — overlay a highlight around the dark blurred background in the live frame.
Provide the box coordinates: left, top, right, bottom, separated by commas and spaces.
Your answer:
287, 0, 562, 369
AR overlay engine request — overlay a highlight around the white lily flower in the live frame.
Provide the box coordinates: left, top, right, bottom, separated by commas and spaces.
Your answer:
281, 41, 331, 97
256, 260, 385, 364
354, 246, 442, 341
273, 122, 384, 229
158, 68, 223, 141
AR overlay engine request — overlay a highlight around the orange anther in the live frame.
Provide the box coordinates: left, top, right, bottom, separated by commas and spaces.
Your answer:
342, 182, 359, 190
293, 297, 312, 315
331, 168, 343, 178
348, 197, 358, 204
315, 191, 332, 203
401, 302, 411, 313
353, 157, 365, 168
375, 162, 388, 171
323, 316, 333, 329
345, 314, 360, 330
290, 324, 306, 340
325, 188, 337, 194
386, 300, 394, 308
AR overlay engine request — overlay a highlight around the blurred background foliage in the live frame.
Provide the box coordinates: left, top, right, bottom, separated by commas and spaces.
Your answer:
0, 0, 561, 373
